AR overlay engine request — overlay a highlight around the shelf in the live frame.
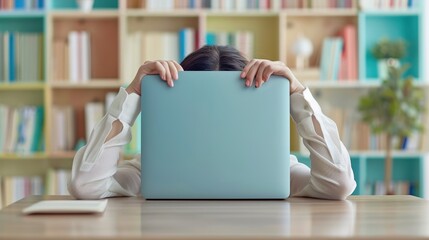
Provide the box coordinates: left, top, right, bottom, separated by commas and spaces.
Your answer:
206, 10, 280, 17
126, 9, 200, 17
0, 10, 45, 18
49, 151, 76, 159
0, 153, 48, 160
284, 8, 358, 16
303, 80, 429, 89
294, 150, 426, 158
0, 83, 45, 90
50, 80, 122, 89
49, 10, 119, 18
361, 10, 421, 16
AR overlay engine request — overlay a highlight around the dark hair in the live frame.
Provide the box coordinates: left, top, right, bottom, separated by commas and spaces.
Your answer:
180, 45, 249, 71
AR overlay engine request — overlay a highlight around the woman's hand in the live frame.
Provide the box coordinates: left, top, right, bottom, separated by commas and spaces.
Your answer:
126, 60, 184, 95
241, 59, 305, 94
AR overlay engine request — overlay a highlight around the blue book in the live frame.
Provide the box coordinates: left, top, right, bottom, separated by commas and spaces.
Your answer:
206, 32, 216, 45
189, 0, 195, 8
179, 29, 186, 62
31, 106, 44, 152
320, 39, 331, 81
0, 33, 3, 82
9, 33, 15, 82
15, 0, 25, 9
333, 38, 343, 81
37, 0, 44, 9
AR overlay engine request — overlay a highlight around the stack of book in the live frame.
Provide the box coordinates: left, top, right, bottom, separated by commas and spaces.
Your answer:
45, 168, 71, 195
138, 0, 355, 10
0, 105, 44, 154
319, 25, 357, 81
125, 28, 197, 82
51, 106, 75, 152
0, 0, 44, 10
359, 0, 419, 10
369, 181, 416, 195
0, 32, 43, 83
206, 31, 254, 59
53, 31, 91, 82
324, 107, 422, 152
1, 175, 43, 207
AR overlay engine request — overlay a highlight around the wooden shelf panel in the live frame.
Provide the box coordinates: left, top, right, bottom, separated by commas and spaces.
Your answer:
50, 80, 122, 88
0, 153, 47, 160
0, 83, 45, 90
126, 9, 200, 17
0, 10, 45, 18
49, 10, 119, 18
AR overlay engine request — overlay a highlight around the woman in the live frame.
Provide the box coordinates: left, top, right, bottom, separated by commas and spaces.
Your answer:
69, 45, 356, 200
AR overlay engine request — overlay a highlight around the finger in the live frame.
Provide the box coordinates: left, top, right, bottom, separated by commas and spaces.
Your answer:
261, 63, 275, 83
245, 60, 262, 87
161, 61, 174, 87
167, 61, 178, 81
255, 61, 269, 88
241, 59, 257, 79
172, 60, 184, 72
154, 62, 166, 81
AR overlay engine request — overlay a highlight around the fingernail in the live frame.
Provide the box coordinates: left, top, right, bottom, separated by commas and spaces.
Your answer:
171, 81, 174, 87
241, 72, 246, 78
246, 81, 250, 87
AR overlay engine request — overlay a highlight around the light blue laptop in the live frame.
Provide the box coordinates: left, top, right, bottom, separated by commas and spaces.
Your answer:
140, 71, 290, 199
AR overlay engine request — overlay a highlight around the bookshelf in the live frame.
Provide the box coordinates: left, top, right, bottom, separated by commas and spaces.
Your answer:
0, 0, 427, 207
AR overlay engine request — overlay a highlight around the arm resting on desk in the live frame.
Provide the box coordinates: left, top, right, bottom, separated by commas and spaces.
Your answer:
68, 87, 142, 199
289, 88, 356, 200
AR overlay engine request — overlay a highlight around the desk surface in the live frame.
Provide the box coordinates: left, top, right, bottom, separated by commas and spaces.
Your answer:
1, 195, 429, 240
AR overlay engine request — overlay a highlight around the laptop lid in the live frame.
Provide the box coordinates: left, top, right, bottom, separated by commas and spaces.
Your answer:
140, 71, 290, 199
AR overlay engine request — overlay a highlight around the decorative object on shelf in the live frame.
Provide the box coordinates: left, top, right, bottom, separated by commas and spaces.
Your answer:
372, 38, 406, 80
76, 0, 94, 11
358, 65, 425, 195
291, 34, 313, 70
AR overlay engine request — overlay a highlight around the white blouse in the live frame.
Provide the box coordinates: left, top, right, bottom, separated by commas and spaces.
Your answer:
68, 87, 356, 200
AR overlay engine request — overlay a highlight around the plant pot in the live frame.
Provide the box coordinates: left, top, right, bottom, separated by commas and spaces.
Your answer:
77, 0, 94, 11
378, 58, 400, 80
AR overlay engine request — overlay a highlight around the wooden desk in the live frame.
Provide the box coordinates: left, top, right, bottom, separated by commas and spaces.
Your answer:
1, 195, 428, 240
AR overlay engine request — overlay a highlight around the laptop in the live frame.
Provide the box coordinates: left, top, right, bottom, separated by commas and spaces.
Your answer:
140, 71, 290, 199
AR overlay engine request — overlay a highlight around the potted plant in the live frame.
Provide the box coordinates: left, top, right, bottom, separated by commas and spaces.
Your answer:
372, 39, 406, 80
358, 65, 424, 194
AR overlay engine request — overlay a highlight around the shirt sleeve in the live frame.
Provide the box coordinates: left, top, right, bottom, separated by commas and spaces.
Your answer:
289, 88, 357, 200
68, 87, 143, 199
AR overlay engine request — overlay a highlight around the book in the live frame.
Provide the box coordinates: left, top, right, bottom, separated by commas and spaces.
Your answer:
22, 199, 108, 215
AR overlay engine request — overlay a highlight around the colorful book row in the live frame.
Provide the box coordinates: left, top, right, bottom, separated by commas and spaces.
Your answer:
0, 32, 43, 83
125, 28, 197, 82
359, 0, 419, 10
368, 181, 416, 195
0, 105, 44, 154
206, 31, 254, 59
53, 31, 91, 83
319, 25, 357, 81
0, 169, 70, 208
0, 0, 43, 10
140, 0, 355, 10
51, 93, 115, 152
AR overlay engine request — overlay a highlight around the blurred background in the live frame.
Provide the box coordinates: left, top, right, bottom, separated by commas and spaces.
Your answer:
0, 0, 428, 207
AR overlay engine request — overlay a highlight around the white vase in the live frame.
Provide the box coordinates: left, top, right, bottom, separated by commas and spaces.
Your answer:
377, 58, 400, 80
77, 0, 94, 11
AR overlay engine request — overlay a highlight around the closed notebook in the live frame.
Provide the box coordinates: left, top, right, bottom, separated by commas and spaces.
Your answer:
22, 200, 108, 215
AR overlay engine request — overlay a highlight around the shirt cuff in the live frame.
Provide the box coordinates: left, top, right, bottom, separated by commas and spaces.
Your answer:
290, 88, 322, 123
107, 87, 141, 126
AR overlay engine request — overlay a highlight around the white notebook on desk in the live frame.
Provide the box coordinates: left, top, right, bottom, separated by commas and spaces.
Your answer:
22, 200, 108, 215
